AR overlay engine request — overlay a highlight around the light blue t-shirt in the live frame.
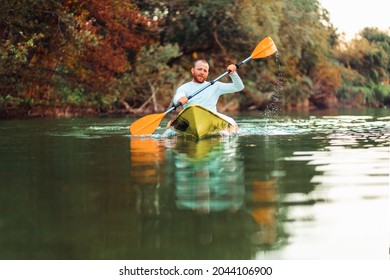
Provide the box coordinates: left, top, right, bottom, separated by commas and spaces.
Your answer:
173, 72, 244, 112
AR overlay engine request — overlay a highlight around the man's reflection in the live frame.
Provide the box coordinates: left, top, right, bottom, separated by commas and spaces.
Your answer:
171, 138, 245, 213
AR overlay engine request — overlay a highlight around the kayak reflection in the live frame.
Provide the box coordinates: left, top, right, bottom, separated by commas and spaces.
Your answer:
168, 137, 245, 213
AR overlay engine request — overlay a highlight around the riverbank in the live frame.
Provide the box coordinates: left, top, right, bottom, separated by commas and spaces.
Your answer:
0, 106, 100, 119
1, 101, 388, 119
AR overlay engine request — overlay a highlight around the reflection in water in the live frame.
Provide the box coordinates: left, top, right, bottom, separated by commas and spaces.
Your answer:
130, 137, 164, 184
251, 178, 280, 247
129, 136, 286, 259
130, 137, 246, 259
129, 138, 165, 216
171, 138, 244, 213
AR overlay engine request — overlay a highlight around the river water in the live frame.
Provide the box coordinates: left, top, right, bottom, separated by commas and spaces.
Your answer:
0, 109, 388, 260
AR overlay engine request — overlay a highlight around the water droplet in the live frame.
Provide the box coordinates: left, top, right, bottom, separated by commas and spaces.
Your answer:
265, 52, 284, 118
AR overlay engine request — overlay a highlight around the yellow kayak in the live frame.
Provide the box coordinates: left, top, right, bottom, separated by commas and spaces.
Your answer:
167, 104, 239, 139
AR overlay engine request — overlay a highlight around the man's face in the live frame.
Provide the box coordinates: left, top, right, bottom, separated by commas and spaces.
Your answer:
191, 61, 209, 83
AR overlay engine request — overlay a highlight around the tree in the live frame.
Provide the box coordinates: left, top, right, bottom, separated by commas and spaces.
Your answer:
1, 0, 64, 110
62, 0, 156, 92
119, 43, 185, 114
0, 0, 157, 113
334, 28, 390, 107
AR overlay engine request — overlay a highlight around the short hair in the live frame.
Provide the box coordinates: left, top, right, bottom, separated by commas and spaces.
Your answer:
193, 59, 208, 68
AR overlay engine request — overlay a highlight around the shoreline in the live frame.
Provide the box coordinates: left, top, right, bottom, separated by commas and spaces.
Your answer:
1, 103, 387, 119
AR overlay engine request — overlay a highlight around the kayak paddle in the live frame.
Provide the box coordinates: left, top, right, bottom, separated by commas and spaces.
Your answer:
130, 36, 278, 136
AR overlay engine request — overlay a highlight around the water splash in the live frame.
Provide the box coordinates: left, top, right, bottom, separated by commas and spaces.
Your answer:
264, 52, 284, 118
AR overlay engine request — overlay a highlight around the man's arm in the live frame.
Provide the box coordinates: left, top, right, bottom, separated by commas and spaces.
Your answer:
218, 71, 245, 94
173, 84, 189, 106
230, 72, 245, 91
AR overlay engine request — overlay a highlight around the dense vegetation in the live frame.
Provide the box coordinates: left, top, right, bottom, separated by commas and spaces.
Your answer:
1, 0, 389, 117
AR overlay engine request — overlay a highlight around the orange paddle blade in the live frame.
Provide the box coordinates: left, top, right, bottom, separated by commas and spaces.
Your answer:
129, 113, 166, 135
251, 36, 278, 59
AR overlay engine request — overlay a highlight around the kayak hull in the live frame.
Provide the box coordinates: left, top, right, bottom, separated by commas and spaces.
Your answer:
167, 105, 239, 139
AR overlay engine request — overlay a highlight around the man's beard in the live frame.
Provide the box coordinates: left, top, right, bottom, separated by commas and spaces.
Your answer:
193, 75, 206, 83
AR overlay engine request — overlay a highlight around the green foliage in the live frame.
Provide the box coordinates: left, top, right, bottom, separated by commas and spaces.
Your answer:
124, 43, 186, 111
337, 77, 390, 107
372, 83, 390, 105
334, 28, 390, 107
284, 76, 313, 104
335, 29, 389, 84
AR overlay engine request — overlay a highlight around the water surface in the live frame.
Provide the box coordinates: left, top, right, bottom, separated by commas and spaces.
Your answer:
0, 109, 388, 259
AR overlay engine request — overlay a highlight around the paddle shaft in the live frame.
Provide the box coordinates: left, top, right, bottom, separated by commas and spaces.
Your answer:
166, 56, 253, 114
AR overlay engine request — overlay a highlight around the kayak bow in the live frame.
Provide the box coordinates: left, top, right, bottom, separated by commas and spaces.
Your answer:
167, 105, 239, 139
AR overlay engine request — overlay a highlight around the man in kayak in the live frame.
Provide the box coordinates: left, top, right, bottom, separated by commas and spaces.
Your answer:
173, 59, 245, 112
